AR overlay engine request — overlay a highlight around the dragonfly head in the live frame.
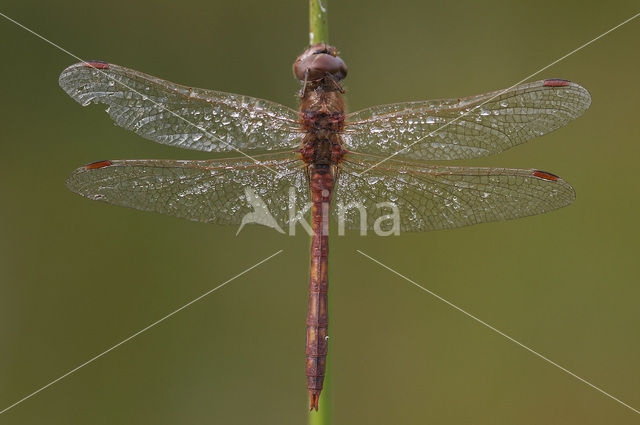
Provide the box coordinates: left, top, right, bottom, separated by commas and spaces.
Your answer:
294, 43, 347, 83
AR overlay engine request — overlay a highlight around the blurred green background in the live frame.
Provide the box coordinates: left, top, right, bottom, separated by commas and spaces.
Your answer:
1, 0, 639, 423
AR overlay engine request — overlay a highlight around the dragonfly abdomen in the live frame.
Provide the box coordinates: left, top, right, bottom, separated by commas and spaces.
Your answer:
306, 168, 333, 410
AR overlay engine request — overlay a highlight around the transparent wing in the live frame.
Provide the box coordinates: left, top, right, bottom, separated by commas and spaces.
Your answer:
343, 79, 591, 160
334, 156, 575, 232
59, 62, 303, 152
66, 153, 308, 229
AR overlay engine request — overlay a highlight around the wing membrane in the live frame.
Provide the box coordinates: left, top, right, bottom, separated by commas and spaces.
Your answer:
59, 62, 303, 152
67, 154, 308, 229
334, 157, 575, 232
343, 80, 591, 160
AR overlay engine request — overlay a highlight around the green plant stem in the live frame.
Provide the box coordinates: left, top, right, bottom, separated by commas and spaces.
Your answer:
309, 0, 329, 45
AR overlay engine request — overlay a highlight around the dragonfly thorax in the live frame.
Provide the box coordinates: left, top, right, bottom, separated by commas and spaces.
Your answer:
297, 43, 347, 173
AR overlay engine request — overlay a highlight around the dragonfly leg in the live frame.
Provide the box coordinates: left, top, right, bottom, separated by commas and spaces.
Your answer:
299, 69, 309, 98
324, 72, 345, 93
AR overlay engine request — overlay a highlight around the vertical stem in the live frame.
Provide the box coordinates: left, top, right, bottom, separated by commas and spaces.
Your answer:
309, 2, 330, 424
309, 0, 329, 45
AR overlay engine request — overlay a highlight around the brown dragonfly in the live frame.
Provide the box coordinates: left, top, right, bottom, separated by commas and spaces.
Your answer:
59, 44, 590, 410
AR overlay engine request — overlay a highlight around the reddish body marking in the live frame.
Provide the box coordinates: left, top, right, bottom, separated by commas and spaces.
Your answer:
83, 61, 109, 69
532, 170, 559, 181
84, 160, 112, 170
543, 79, 570, 87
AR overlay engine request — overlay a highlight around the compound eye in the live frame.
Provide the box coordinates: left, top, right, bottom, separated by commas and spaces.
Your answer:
293, 44, 345, 81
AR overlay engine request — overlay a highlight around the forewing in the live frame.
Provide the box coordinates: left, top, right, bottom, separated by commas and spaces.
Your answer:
59, 62, 303, 152
335, 158, 575, 232
67, 154, 308, 229
343, 80, 590, 160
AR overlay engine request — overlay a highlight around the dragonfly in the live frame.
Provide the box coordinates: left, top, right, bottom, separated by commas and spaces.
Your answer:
59, 43, 591, 410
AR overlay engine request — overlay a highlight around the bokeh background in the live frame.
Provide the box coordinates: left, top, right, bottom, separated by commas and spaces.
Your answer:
1, 0, 639, 424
